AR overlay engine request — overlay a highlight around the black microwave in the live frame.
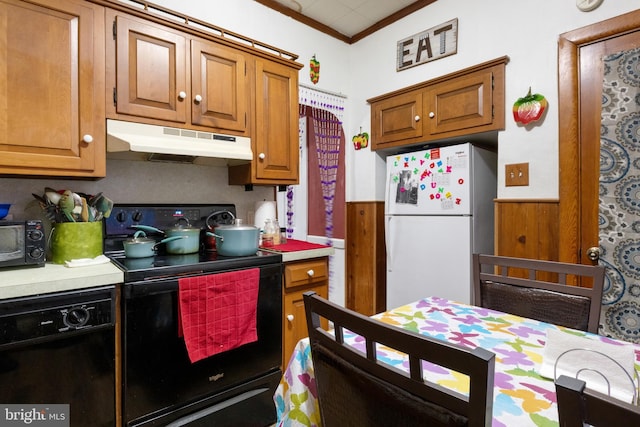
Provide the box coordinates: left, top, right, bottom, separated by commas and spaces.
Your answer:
0, 220, 46, 268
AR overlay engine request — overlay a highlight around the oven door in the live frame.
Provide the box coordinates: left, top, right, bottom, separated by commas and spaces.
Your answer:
122, 263, 282, 426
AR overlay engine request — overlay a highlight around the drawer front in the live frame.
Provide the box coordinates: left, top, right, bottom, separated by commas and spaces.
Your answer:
284, 259, 328, 289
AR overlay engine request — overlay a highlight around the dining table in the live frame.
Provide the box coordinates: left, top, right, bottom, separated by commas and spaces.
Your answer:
274, 296, 640, 427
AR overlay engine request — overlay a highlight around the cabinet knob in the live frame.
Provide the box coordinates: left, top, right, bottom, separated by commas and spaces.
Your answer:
307, 269, 315, 277
429, 111, 435, 118
82, 134, 93, 144
287, 314, 294, 322
194, 94, 203, 103
258, 152, 266, 160
178, 91, 187, 100
414, 115, 420, 122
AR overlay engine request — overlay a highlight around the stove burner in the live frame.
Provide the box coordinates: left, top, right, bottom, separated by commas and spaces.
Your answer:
104, 204, 282, 282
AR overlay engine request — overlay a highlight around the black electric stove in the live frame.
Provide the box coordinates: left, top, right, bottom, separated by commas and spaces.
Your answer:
104, 203, 282, 282
106, 204, 284, 426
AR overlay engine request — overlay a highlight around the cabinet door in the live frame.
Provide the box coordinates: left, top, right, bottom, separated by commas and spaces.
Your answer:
191, 39, 248, 133
283, 285, 328, 369
371, 90, 423, 148
254, 59, 299, 183
425, 68, 493, 135
0, 0, 105, 177
114, 15, 187, 123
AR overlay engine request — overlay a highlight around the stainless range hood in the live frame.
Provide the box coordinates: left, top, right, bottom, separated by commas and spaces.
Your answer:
106, 119, 253, 165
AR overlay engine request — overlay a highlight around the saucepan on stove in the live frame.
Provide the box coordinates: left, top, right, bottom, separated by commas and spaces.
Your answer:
207, 219, 259, 257
132, 218, 201, 254
123, 230, 186, 258
204, 210, 236, 251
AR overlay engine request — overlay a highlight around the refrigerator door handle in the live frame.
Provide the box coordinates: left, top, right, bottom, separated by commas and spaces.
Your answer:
385, 215, 393, 272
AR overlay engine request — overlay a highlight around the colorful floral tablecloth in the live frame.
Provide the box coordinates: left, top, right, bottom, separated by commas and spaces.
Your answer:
274, 296, 640, 427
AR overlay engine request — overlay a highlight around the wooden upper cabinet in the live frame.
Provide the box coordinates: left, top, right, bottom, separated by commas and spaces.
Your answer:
112, 13, 187, 123
229, 57, 300, 185
0, 0, 106, 177
371, 90, 423, 146
425, 67, 495, 135
368, 56, 508, 151
107, 11, 249, 135
191, 39, 247, 132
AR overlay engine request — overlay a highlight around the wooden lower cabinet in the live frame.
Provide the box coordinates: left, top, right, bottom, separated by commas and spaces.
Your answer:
345, 201, 386, 316
282, 257, 328, 368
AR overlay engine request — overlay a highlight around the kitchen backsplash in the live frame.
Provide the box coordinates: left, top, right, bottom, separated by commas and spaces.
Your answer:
0, 159, 274, 225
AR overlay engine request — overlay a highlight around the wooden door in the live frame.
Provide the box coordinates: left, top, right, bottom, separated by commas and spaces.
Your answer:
559, 10, 640, 341
254, 58, 298, 182
424, 67, 493, 135
0, 0, 105, 177
114, 14, 187, 123
191, 39, 248, 133
370, 90, 423, 148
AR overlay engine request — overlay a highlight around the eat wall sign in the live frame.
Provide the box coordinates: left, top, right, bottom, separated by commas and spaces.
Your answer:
396, 18, 458, 72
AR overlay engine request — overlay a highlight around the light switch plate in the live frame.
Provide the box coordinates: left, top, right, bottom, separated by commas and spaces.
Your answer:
505, 163, 529, 186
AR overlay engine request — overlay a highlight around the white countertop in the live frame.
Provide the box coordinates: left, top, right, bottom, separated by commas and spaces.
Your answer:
0, 245, 332, 300
0, 261, 124, 300
275, 246, 335, 262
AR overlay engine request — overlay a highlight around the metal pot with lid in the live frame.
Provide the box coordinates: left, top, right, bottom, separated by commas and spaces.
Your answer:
204, 210, 236, 252
207, 219, 259, 257
123, 230, 185, 258
132, 218, 201, 254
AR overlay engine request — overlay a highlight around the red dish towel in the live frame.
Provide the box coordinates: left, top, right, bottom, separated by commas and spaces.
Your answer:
178, 269, 260, 363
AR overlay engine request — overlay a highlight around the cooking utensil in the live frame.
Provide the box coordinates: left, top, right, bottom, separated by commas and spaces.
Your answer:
132, 218, 201, 254
123, 230, 185, 258
207, 219, 259, 256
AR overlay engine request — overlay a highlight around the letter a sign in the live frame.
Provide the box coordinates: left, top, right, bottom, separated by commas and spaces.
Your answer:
396, 19, 458, 71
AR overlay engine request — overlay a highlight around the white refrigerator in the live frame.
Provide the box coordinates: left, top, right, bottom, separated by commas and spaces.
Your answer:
385, 142, 497, 308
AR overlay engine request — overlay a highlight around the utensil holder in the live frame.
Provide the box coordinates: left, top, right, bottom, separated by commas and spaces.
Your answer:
50, 221, 103, 264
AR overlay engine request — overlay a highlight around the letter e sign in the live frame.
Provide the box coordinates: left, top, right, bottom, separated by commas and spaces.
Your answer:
397, 19, 458, 71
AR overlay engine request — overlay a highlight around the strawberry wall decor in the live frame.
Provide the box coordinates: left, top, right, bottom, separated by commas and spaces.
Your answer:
513, 87, 548, 125
310, 54, 320, 84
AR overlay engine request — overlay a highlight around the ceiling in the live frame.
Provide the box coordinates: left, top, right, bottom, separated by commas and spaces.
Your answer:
254, 0, 437, 44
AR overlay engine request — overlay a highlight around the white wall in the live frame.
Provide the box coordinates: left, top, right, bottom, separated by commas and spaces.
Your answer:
150, 0, 638, 202
347, 0, 639, 201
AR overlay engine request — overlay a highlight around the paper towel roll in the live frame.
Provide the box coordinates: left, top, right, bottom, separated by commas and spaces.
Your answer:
254, 201, 277, 230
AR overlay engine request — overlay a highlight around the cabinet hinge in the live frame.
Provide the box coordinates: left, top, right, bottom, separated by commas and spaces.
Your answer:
113, 87, 117, 106
112, 20, 117, 40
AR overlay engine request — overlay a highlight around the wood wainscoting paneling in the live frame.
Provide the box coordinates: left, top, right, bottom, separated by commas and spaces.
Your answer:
346, 201, 386, 316
494, 199, 559, 261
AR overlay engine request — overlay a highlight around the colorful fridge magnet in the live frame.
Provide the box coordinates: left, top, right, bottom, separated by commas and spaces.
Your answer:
310, 55, 320, 84
513, 87, 548, 125
352, 128, 369, 150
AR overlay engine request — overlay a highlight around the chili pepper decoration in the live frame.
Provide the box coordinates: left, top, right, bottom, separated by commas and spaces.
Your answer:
310, 54, 320, 84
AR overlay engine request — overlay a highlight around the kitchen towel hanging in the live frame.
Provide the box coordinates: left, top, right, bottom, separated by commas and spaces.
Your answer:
178, 269, 260, 363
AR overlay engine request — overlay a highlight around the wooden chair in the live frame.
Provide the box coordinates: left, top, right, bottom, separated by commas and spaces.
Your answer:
303, 291, 495, 427
472, 254, 605, 333
555, 375, 640, 427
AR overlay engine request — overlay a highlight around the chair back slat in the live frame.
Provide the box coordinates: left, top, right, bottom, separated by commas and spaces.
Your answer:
473, 254, 605, 333
304, 291, 495, 427
555, 375, 640, 427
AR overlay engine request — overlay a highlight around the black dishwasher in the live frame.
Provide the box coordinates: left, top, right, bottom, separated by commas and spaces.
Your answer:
0, 285, 116, 426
